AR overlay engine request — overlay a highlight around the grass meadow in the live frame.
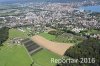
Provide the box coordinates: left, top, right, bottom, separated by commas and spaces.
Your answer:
0, 29, 61, 66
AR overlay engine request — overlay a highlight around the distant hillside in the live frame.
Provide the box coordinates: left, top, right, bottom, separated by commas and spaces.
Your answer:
0, 0, 99, 3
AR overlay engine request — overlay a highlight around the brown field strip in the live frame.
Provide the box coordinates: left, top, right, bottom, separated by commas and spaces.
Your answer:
31, 35, 74, 56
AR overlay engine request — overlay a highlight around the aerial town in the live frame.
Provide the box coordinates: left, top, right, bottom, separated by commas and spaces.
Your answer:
0, 3, 100, 38
0, 0, 100, 66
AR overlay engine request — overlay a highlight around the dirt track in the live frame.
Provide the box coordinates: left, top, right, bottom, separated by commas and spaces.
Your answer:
32, 35, 73, 56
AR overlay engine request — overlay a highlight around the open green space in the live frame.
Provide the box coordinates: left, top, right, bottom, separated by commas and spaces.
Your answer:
9, 28, 29, 39
87, 29, 100, 34
0, 43, 32, 66
39, 33, 56, 41
39, 32, 82, 44
32, 49, 61, 66
0, 28, 62, 66
0, 28, 32, 66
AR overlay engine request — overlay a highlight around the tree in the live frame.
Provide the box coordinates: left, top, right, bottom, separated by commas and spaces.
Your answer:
58, 38, 100, 66
0, 27, 9, 46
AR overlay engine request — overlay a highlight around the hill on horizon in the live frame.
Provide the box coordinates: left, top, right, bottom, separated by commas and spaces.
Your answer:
0, 0, 96, 3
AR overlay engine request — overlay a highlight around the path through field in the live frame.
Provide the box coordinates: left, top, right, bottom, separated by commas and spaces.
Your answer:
32, 35, 73, 56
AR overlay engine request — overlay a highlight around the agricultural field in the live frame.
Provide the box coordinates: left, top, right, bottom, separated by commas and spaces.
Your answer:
39, 33, 56, 41
0, 44, 32, 66
0, 28, 62, 66
0, 28, 32, 66
9, 28, 29, 39
54, 33, 84, 44
32, 35, 73, 55
32, 49, 61, 66
39, 32, 83, 44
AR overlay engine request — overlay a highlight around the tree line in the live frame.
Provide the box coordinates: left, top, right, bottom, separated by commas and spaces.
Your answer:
57, 38, 100, 66
0, 27, 9, 46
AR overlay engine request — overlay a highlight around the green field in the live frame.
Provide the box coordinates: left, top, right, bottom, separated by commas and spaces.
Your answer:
0, 44, 32, 66
9, 28, 29, 39
0, 28, 32, 66
39, 33, 80, 44
87, 29, 100, 34
32, 49, 61, 66
0, 28, 61, 66
39, 33, 56, 41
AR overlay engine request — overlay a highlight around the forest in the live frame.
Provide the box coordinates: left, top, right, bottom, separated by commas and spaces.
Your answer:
0, 27, 9, 46
57, 38, 100, 66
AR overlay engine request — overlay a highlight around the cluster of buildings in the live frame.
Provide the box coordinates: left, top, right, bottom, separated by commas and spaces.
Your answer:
0, 3, 100, 38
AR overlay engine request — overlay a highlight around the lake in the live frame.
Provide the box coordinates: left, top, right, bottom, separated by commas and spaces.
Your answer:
79, 5, 100, 12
